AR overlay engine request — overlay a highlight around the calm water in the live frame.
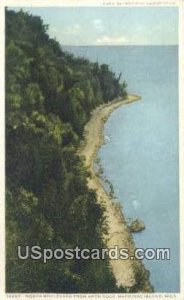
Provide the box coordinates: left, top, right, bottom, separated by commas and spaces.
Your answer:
65, 46, 179, 292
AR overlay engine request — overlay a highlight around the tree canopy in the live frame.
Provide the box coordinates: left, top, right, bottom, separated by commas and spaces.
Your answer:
6, 9, 127, 293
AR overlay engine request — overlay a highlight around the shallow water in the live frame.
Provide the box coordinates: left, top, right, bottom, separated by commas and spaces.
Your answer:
65, 46, 179, 292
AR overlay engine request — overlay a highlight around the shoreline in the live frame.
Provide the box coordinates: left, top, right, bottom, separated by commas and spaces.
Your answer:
79, 95, 153, 292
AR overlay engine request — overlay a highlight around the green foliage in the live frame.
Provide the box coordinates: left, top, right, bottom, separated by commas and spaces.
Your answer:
6, 9, 127, 293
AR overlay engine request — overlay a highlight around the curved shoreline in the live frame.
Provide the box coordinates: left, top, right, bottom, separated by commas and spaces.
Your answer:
79, 94, 153, 292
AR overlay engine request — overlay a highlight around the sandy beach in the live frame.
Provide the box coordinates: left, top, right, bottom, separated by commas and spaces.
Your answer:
79, 95, 153, 292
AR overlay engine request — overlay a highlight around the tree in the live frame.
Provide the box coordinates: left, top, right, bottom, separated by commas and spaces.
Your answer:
6, 9, 127, 293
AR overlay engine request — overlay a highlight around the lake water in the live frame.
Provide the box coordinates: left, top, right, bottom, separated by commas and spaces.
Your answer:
65, 46, 179, 292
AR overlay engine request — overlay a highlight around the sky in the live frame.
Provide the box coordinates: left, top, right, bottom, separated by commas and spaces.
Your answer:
11, 7, 178, 46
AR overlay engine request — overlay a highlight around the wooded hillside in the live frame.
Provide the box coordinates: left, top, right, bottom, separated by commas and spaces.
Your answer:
6, 9, 127, 292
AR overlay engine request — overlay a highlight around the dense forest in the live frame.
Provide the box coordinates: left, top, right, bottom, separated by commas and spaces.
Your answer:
6, 9, 128, 293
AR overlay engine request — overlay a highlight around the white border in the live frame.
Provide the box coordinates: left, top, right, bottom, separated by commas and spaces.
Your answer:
0, 0, 181, 7
179, 0, 184, 296
0, 0, 183, 299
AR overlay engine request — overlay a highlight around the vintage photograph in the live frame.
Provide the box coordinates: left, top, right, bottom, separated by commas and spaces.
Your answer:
2, 0, 183, 298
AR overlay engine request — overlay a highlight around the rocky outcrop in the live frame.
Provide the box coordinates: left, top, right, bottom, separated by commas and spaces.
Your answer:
129, 218, 145, 233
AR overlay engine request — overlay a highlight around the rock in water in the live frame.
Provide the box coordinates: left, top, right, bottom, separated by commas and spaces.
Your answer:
129, 218, 145, 233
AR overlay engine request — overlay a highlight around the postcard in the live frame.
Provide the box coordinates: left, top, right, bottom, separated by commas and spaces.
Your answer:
0, 0, 183, 299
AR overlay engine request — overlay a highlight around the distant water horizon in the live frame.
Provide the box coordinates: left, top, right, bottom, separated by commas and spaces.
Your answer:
65, 45, 179, 292
64, 44, 178, 47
